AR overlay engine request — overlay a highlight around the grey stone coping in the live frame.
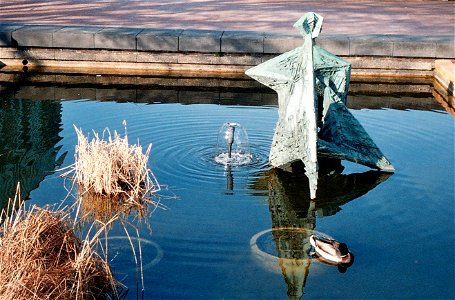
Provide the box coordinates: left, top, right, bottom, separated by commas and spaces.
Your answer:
389, 35, 455, 59
179, 29, 223, 53
316, 34, 350, 56
12, 25, 64, 48
0, 24, 24, 46
137, 28, 183, 52
264, 33, 302, 54
0, 24, 453, 58
53, 26, 103, 49
94, 27, 143, 50
221, 31, 264, 53
349, 34, 393, 57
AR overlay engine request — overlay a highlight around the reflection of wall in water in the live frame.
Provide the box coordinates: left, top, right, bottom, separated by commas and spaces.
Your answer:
0, 93, 64, 208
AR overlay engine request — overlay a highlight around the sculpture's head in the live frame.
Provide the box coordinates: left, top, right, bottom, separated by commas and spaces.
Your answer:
293, 12, 323, 39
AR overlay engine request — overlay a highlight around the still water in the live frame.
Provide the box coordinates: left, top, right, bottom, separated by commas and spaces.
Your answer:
0, 85, 454, 299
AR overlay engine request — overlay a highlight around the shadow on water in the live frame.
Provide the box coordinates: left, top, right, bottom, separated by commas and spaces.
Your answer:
0, 91, 66, 213
251, 159, 392, 299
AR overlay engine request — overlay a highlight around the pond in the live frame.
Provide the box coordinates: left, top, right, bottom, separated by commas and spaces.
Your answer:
0, 82, 453, 299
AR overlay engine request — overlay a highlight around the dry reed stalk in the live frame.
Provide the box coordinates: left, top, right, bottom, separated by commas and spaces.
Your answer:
0, 185, 126, 300
61, 124, 160, 215
57, 124, 163, 297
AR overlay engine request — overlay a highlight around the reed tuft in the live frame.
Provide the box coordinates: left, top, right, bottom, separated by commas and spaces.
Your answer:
61, 124, 160, 215
0, 188, 125, 300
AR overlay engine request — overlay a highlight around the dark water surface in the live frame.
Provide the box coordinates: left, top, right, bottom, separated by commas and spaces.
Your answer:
0, 86, 453, 299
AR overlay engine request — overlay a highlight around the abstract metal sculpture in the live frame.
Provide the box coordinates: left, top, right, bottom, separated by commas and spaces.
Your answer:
246, 12, 394, 199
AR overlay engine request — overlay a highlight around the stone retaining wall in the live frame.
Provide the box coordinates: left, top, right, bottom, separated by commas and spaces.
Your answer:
0, 24, 453, 109
1, 24, 453, 75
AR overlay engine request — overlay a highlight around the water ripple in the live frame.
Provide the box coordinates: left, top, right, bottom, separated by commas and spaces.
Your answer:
61, 101, 275, 194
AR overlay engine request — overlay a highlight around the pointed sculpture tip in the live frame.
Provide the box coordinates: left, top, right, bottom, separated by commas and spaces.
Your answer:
377, 156, 395, 172
310, 191, 316, 200
378, 157, 395, 172
382, 165, 395, 172
245, 67, 252, 77
293, 12, 323, 39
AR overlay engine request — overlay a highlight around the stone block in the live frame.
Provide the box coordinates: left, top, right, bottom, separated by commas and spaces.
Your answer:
261, 54, 277, 63
349, 35, 393, 56
177, 52, 222, 64
179, 29, 223, 53
264, 33, 302, 54
177, 52, 261, 66
15, 48, 55, 60
432, 36, 455, 58
12, 25, 63, 47
261, 93, 278, 106
180, 78, 221, 88
315, 34, 350, 56
221, 30, 264, 53
54, 49, 97, 61
347, 56, 433, 71
350, 82, 431, 95
136, 77, 181, 87
94, 74, 138, 85
53, 26, 102, 49
391, 36, 436, 58
178, 90, 220, 104
218, 54, 262, 66
137, 52, 178, 63
137, 89, 179, 103
95, 50, 137, 62
216, 78, 260, 89
219, 92, 263, 105
227, 54, 262, 66
434, 59, 455, 92
95, 88, 137, 102
0, 47, 17, 59
16, 86, 56, 100
55, 87, 96, 100
95, 28, 143, 50
137, 29, 182, 51
0, 24, 23, 46
54, 74, 97, 85
0, 73, 16, 83
23, 74, 58, 84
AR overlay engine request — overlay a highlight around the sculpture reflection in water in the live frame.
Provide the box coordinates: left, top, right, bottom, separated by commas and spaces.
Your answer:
251, 160, 392, 299
0, 93, 66, 213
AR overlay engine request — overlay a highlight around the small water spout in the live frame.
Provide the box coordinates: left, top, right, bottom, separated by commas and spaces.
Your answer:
226, 124, 235, 159
215, 122, 252, 166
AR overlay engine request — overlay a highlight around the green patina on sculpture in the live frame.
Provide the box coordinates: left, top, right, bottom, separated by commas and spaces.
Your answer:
246, 12, 394, 199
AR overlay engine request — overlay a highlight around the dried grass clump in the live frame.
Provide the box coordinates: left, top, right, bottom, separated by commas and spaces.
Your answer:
0, 198, 124, 299
62, 124, 160, 213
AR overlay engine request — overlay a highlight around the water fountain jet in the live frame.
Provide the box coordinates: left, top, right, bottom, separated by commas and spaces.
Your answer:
215, 122, 252, 166
226, 124, 235, 159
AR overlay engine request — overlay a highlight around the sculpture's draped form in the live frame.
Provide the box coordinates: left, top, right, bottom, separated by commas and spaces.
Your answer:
246, 12, 394, 199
